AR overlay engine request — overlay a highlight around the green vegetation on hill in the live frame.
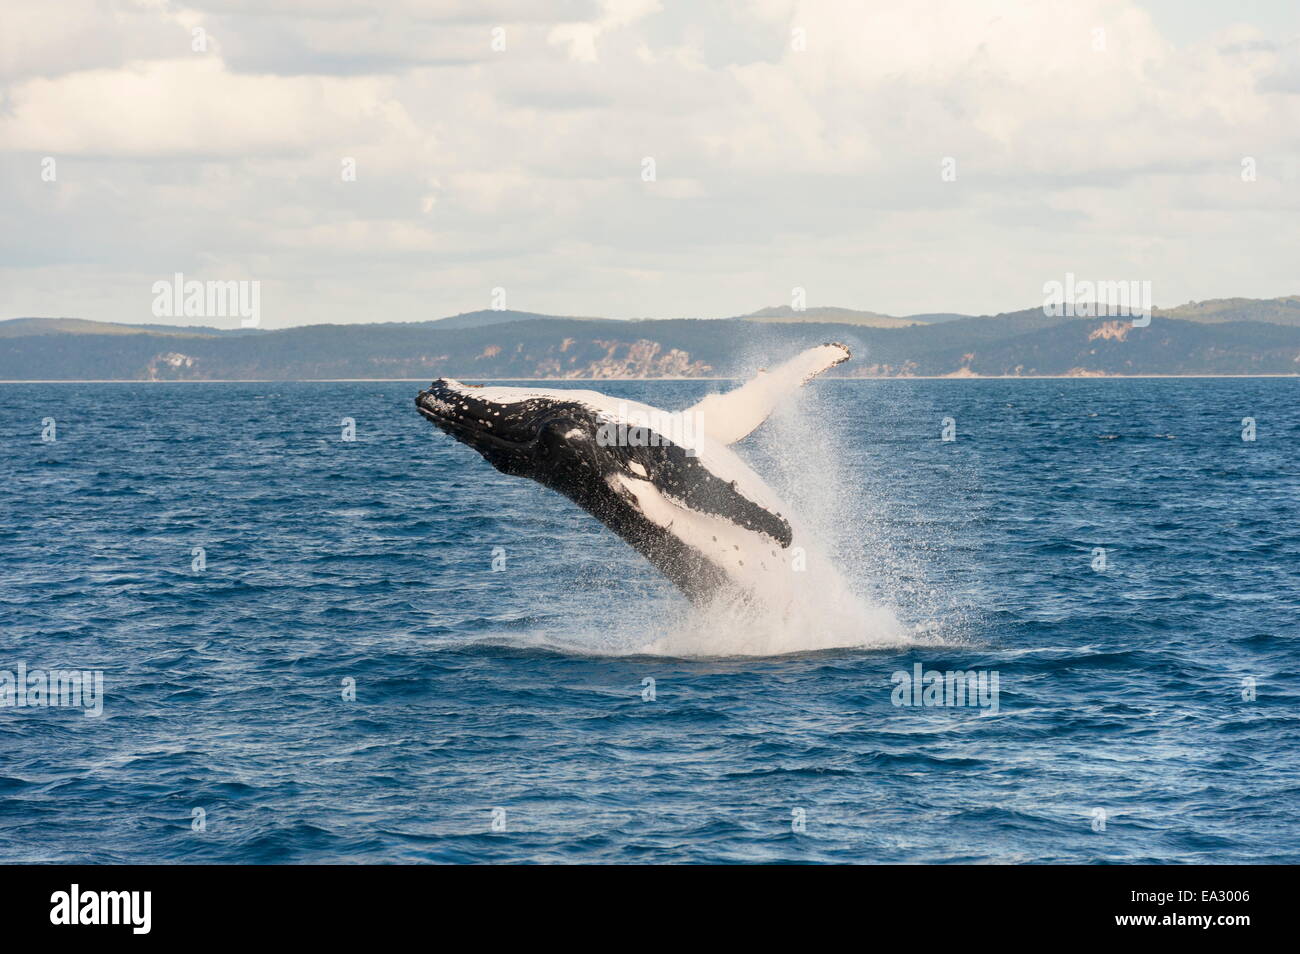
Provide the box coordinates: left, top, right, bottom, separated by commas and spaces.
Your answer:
1155, 297, 1300, 327
738, 305, 924, 329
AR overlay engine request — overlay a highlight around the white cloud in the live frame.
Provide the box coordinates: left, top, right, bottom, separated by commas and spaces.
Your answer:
1, 0, 1298, 326
0, 58, 428, 157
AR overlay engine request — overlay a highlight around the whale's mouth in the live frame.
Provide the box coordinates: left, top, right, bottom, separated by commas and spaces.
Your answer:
415, 380, 538, 452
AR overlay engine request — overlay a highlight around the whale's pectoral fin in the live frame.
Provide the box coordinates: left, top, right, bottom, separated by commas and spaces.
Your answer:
686, 342, 851, 445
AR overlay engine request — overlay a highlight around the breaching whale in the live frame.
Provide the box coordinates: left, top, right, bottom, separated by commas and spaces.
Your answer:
415, 344, 850, 606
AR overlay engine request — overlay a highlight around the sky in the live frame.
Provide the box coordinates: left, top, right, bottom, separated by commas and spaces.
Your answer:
2, 0, 1298, 328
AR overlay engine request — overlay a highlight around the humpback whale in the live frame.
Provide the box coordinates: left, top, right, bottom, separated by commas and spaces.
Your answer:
415, 344, 850, 606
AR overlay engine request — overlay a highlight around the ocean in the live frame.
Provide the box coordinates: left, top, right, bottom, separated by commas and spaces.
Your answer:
2, 378, 1297, 863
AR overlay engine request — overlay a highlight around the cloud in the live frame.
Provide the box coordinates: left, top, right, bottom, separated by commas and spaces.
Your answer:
1, 0, 1298, 327
0, 0, 189, 82
0, 58, 430, 158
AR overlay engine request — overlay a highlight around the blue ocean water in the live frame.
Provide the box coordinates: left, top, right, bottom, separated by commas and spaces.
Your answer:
1, 378, 1297, 864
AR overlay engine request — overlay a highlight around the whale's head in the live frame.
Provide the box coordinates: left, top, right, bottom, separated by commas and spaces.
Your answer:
415, 379, 598, 480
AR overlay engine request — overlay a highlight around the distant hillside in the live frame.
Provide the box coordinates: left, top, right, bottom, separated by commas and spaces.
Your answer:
1155, 296, 1300, 327
738, 305, 967, 328
0, 317, 260, 338
429, 309, 608, 330
739, 305, 926, 329
2, 298, 1298, 379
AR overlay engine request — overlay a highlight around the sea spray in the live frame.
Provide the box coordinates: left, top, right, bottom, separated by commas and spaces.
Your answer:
640, 357, 918, 657
762, 375, 981, 648
640, 567, 911, 656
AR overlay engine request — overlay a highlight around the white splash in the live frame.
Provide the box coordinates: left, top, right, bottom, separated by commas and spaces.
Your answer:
601, 356, 925, 657
639, 572, 910, 657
